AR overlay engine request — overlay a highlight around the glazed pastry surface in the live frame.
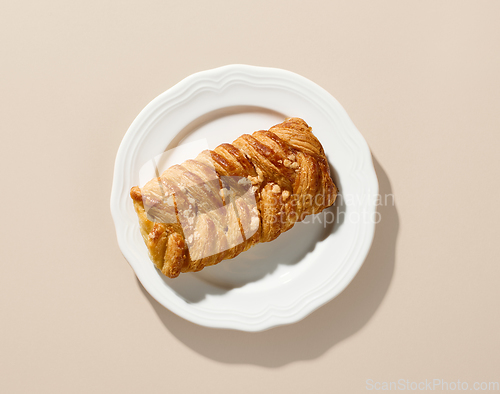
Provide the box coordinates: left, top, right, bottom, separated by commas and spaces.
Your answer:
130, 118, 338, 278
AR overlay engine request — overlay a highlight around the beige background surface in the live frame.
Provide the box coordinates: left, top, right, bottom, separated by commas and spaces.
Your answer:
1, 1, 499, 393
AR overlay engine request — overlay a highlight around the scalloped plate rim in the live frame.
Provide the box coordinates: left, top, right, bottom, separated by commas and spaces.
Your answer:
110, 64, 378, 332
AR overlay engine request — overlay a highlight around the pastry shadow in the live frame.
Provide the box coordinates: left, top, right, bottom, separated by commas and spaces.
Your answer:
138, 155, 398, 367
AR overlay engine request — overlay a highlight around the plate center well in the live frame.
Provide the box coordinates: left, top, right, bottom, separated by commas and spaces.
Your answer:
149, 106, 335, 290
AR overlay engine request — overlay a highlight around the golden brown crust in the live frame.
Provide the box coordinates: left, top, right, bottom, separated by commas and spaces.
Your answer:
130, 117, 338, 278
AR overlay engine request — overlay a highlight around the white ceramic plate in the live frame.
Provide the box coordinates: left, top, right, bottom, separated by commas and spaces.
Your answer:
111, 64, 378, 332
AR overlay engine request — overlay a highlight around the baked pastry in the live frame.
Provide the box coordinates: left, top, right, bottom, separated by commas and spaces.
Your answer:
130, 117, 338, 278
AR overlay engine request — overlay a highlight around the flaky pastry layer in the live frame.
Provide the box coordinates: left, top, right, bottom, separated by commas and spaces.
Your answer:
130, 117, 337, 278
